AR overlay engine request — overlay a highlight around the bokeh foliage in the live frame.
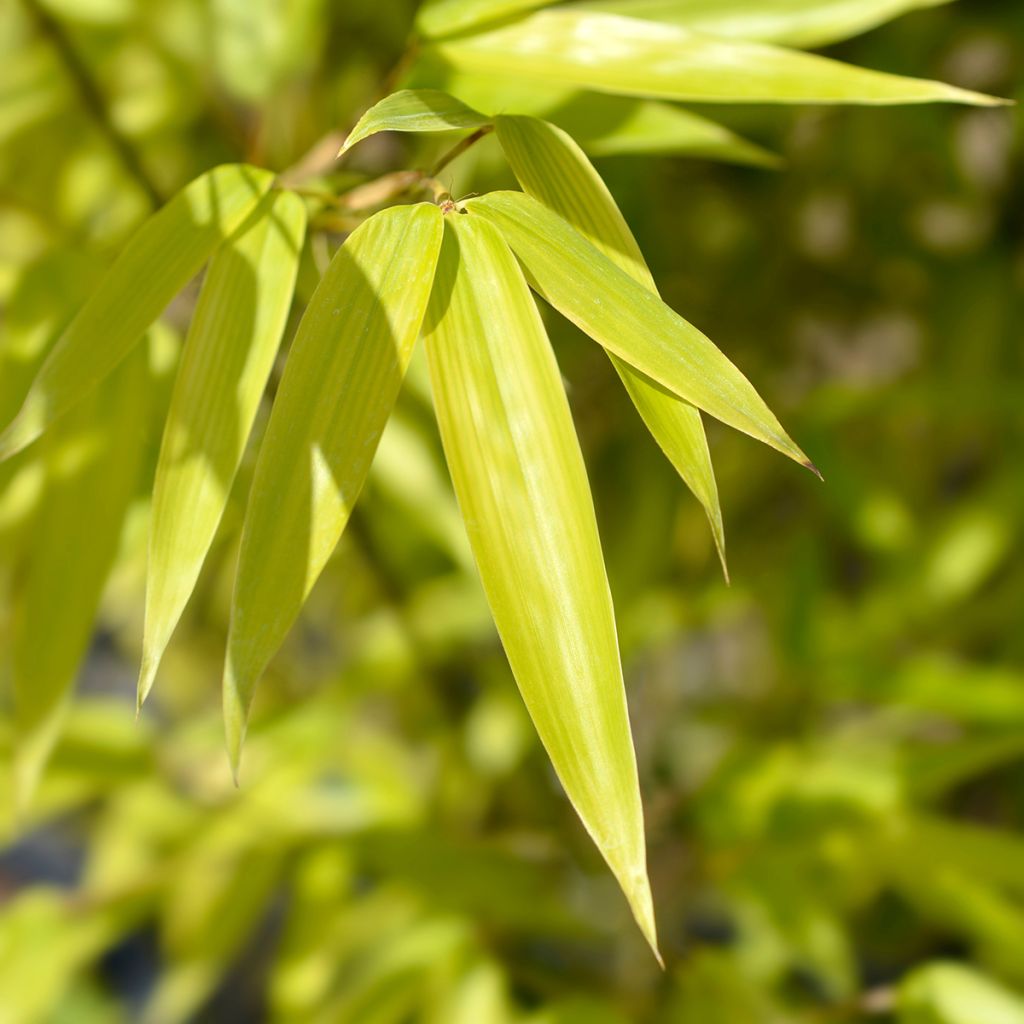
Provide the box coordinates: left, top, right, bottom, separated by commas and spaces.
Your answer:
0, 0, 1022, 1021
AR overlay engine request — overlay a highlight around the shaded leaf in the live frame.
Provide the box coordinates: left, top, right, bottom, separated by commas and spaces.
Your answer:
570, 0, 954, 49
138, 190, 307, 708
432, 11, 1004, 106
467, 190, 814, 470
495, 113, 727, 574
341, 89, 489, 155
423, 212, 659, 959
10, 344, 150, 808
416, 0, 554, 39
224, 202, 444, 774
0, 164, 275, 460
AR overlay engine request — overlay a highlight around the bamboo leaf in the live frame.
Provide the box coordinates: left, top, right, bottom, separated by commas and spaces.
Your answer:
0, 164, 275, 461
10, 344, 150, 809
467, 190, 815, 471
224, 203, 444, 774
569, 0, 954, 49
138, 190, 307, 708
416, 0, 555, 39
495, 114, 727, 575
432, 10, 1005, 106
423, 212, 659, 959
341, 90, 490, 156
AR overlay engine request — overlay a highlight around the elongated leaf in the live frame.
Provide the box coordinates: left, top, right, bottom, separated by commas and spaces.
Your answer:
496, 114, 727, 574
11, 344, 150, 808
423, 212, 659, 959
138, 190, 307, 708
416, 0, 554, 39
571, 0, 954, 49
341, 90, 490, 155
0, 163, 275, 460
467, 190, 814, 470
224, 203, 444, 773
433, 11, 1004, 106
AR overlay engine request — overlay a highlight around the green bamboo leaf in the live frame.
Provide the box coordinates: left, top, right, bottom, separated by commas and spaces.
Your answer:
137, 190, 307, 709
495, 113, 727, 575
10, 344, 150, 809
0, 163, 275, 461
467, 190, 815, 471
341, 90, 490, 155
416, 0, 554, 39
899, 963, 1024, 1024
570, 0, 954, 49
423, 212, 659, 959
224, 203, 444, 774
432, 10, 1005, 106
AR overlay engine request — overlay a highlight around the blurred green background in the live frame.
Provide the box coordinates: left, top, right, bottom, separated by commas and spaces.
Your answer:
0, 0, 1022, 1021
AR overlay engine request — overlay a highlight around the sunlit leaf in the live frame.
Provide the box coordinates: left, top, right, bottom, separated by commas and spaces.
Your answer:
496, 113, 727, 574
416, 0, 554, 39
341, 89, 490, 155
10, 344, 150, 809
432, 10, 1004, 106
138, 190, 307, 708
224, 202, 444, 774
467, 190, 814, 470
899, 962, 1024, 1024
569, 0, 954, 49
0, 164, 275, 460
423, 212, 659, 959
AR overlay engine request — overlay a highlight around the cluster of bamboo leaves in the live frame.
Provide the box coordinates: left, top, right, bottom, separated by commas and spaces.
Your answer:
0, 0, 1005, 960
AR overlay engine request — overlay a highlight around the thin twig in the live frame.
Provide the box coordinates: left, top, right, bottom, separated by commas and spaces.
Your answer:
430, 125, 493, 177
21, 0, 162, 208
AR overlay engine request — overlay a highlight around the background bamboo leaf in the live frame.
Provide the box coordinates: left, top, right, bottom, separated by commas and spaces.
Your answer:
432, 10, 1004, 106
569, 0, 955, 49
341, 90, 490, 155
415, 0, 555, 39
138, 189, 307, 708
899, 962, 1024, 1024
0, 164, 275, 461
423, 213, 659, 959
223, 202, 444, 774
495, 113, 727, 574
10, 343, 150, 809
467, 190, 815, 470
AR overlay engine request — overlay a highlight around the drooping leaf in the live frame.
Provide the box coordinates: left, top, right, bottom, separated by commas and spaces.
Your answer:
467, 190, 814, 470
0, 163, 275, 460
223, 202, 444, 774
432, 11, 1004, 106
10, 343, 150, 809
341, 90, 490, 155
570, 0, 954, 49
495, 113, 727, 574
415, 0, 554, 39
138, 190, 307, 708
423, 212, 659, 959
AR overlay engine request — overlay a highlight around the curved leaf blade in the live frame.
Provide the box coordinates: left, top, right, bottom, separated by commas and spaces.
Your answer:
433, 11, 1005, 106
569, 0, 954, 49
224, 202, 444, 774
341, 90, 490, 155
0, 164, 275, 461
424, 213, 659, 959
467, 190, 815, 471
495, 114, 727, 575
138, 189, 307, 708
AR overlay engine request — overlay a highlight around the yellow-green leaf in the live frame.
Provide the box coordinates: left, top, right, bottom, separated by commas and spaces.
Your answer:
467, 190, 814, 470
138, 190, 307, 708
570, 0, 954, 49
423, 212, 659, 959
416, 0, 554, 39
341, 90, 490, 156
10, 344, 150, 809
0, 163, 275, 460
432, 10, 1004, 106
224, 203, 444, 774
495, 114, 727, 575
